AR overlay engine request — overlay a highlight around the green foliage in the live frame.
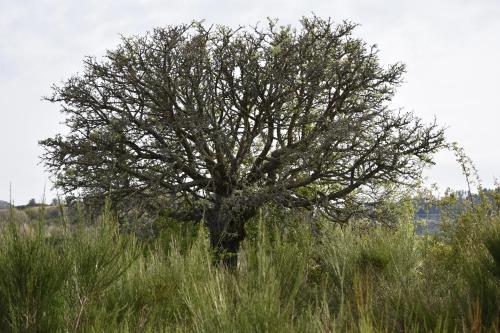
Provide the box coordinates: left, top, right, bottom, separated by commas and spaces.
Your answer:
0, 223, 70, 332
63, 214, 138, 331
0, 197, 500, 332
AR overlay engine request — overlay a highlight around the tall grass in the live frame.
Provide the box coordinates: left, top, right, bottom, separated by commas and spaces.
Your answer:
0, 222, 69, 332
0, 197, 499, 332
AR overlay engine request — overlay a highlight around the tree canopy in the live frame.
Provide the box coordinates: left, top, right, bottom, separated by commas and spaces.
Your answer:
41, 17, 444, 262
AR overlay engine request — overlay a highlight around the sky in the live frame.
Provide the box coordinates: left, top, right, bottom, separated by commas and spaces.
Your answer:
0, 0, 498, 205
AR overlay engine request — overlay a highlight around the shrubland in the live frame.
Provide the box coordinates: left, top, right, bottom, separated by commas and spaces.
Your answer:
0, 188, 498, 332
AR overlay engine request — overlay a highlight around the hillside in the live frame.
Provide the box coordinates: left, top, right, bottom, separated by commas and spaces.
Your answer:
0, 200, 10, 209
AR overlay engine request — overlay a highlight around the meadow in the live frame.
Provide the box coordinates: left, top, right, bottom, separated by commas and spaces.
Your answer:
0, 192, 499, 332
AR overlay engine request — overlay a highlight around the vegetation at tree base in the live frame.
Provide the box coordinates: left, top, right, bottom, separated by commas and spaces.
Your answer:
40, 17, 444, 264
0, 189, 498, 332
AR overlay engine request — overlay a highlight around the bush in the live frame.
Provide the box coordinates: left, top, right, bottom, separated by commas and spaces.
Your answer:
0, 223, 69, 332
0, 197, 499, 331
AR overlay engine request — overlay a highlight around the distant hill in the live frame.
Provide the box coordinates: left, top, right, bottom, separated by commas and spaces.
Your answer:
0, 200, 11, 209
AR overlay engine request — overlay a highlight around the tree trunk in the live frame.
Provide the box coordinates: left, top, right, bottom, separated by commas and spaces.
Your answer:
205, 201, 249, 268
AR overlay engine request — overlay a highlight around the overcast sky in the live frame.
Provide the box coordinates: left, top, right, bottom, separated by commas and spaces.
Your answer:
0, 0, 498, 204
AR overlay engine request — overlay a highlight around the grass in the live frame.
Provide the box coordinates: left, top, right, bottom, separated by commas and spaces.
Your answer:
0, 197, 498, 332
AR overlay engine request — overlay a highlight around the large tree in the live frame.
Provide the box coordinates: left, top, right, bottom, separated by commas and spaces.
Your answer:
41, 17, 444, 264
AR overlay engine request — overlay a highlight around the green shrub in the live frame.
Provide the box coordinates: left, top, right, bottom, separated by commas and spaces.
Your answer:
0, 223, 70, 332
63, 214, 138, 331
1, 196, 500, 332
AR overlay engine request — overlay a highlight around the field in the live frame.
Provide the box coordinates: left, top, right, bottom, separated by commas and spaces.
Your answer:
0, 195, 499, 332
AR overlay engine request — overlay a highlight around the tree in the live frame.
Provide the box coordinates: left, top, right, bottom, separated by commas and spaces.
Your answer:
50, 198, 61, 206
41, 17, 444, 265
27, 198, 37, 207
